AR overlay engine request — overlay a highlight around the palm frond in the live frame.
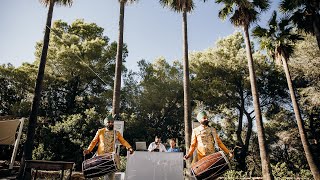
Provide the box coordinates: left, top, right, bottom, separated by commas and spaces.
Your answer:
217, 0, 270, 28
253, 0, 270, 11
279, 0, 303, 12
252, 28, 275, 58
215, 0, 229, 4
229, 9, 242, 26
56, 0, 73, 7
268, 11, 277, 28
218, 5, 233, 20
159, 0, 194, 12
252, 26, 268, 37
287, 34, 303, 42
253, 8, 304, 61
262, 39, 275, 57
290, 10, 315, 34
238, 0, 252, 9
39, 0, 51, 7
39, 0, 73, 7
245, 8, 259, 25
278, 16, 290, 31
122, 0, 139, 4
280, 45, 294, 59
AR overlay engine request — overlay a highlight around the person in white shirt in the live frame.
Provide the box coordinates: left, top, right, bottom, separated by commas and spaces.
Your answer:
148, 136, 167, 152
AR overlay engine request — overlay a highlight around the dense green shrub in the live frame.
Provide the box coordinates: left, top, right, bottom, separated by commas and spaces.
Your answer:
32, 108, 103, 170
223, 170, 246, 179
298, 169, 313, 179
272, 162, 295, 178
119, 156, 127, 172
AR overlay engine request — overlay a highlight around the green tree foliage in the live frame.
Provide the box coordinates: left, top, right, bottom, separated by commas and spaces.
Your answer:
32, 19, 125, 121
1, 19, 124, 170
280, 0, 320, 49
291, 35, 320, 108
29, 19, 124, 169
0, 64, 34, 161
121, 58, 185, 145
272, 162, 295, 178
290, 34, 320, 168
223, 170, 246, 179
265, 109, 308, 171
0, 64, 32, 116
33, 108, 103, 170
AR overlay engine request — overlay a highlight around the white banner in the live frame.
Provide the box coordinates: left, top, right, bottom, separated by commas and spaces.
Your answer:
125, 151, 184, 180
114, 121, 124, 136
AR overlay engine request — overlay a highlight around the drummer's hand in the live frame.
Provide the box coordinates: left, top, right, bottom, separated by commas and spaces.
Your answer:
83, 149, 90, 156
151, 147, 158, 152
183, 154, 189, 160
228, 152, 233, 159
128, 147, 134, 154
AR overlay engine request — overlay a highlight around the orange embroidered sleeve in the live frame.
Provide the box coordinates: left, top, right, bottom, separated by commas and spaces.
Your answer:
87, 129, 101, 152
214, 129, 230, 154
187, 129, 197, 157
116, 131, 131, 149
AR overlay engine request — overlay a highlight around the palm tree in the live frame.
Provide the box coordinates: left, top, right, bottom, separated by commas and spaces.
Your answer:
159, 0, 194, 175
280, 0, 320, 50
208, 0, 273, 179
112, 0, 138, 117
17, 0, 73, 179
252, 11, 320, 179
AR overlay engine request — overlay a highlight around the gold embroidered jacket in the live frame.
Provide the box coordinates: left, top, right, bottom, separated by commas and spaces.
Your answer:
87, 128, 131, 156
187, 125, 230, 162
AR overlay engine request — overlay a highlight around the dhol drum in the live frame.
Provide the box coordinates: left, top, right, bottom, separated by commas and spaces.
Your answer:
82, 152, 119, 178
191, 151, 231, 180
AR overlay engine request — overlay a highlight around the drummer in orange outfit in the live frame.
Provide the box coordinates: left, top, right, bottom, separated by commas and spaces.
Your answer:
184, 111, 233, 162
83, 114, 134, 180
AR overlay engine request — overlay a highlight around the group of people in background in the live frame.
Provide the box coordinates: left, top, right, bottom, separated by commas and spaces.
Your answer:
147, 136, 180, 152
83, 110, 232, 180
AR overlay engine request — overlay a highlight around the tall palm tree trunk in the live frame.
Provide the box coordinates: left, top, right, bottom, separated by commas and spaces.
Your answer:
18, 1, 55, 179
281, 51, 320, 179
112, 0, 125, 116
243, 26, 273, 180
182, 8, 192, 178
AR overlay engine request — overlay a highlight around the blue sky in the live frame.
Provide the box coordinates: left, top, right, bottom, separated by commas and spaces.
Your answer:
0, 0, 279, 71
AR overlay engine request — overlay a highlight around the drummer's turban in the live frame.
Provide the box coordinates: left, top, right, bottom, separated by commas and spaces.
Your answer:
197, 111, 207, 121
104, 113, 114, 124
